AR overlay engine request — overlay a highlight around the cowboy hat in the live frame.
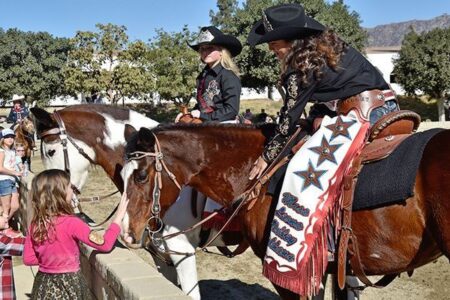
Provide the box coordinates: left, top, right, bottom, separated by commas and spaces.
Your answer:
188, 26, 242, 57
11, 95, 25, 103
247, 3, 325, 47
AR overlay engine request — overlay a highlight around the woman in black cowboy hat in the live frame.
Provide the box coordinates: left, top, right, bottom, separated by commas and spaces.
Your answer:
247, 3, 399, 296
175, 26, 242, 123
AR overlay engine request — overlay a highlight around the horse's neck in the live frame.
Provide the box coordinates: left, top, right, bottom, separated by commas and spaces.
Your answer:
161, 127, 265, 206
63, 113, 125, 190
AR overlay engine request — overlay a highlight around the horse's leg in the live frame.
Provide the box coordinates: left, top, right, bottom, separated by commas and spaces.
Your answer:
420, 134, 450, 260
162, 186, 205, 300
331, 275, 360, 300
165, 227, 201, 300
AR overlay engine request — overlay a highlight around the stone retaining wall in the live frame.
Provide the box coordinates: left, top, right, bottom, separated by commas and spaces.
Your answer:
18, 173, 190, 300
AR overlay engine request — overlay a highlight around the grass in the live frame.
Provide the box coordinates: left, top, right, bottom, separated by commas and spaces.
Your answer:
398, 95, 440, 121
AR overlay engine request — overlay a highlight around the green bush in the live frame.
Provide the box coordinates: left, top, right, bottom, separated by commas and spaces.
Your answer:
398, 95, 439, 121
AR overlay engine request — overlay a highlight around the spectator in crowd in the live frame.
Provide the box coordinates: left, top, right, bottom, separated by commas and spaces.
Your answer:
257, 109, 268, 123
0, 129, 22, 238
243, 108, 253, 121
0, 222, 25, 300
7, 96, 29, 125
24, 169, 129, 299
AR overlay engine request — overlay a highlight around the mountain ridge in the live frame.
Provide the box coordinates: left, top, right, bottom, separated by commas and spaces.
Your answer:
365, 14, 450, 47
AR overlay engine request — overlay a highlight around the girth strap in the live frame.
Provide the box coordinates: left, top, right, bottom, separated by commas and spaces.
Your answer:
337, 156, 400, 290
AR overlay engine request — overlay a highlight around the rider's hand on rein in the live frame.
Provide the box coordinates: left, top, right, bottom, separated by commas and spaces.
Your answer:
249, 156, 268, 180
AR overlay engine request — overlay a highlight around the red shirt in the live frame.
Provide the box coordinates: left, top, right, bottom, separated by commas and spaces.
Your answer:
0, 233, 25, 300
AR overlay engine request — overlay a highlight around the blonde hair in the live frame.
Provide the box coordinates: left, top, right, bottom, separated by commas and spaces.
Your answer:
220, 48, 240, 77
30, 169, 74, 243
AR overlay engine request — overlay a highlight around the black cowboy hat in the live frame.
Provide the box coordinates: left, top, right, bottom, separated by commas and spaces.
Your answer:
247, 3, 326, 47
188, 26, 242, 57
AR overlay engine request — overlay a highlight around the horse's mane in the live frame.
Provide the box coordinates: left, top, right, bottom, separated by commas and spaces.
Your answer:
126, 122, 277, 155
63, 104, 132, 120
152, 122, 258, 133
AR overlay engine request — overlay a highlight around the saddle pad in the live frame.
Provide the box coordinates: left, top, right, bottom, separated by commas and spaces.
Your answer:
353, 128, 444, 210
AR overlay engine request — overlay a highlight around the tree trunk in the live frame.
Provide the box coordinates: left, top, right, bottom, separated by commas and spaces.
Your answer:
268, 86, 273, 100
437, 97, 446, 122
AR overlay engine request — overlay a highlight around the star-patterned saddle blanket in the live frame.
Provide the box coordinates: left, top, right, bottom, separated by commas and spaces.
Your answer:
354, 128, 444, 210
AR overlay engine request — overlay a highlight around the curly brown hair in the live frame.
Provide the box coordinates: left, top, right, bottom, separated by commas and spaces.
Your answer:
30, 169, 74, 244
282, 30, 348, 87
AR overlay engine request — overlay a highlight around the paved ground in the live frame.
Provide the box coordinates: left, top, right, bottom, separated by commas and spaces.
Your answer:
13, 257, 36, 300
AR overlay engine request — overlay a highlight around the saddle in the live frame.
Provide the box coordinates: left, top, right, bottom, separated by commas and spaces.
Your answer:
337, 109, 421, 289
178, 106, 202, 124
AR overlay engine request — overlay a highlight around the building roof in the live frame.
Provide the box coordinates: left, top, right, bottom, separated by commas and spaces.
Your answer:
365, 46, 401, 54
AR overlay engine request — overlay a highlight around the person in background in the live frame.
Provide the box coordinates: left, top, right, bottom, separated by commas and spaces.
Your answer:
257, 108, 268, 123
6, 96, 29, 125
243, 108, 253, 121
23, 169, 129, 299
175, 26, 242, 123
247, 3, 399, 295
0, 221, 25, 300
0, 129, 22, 238
14, 144, 25, 174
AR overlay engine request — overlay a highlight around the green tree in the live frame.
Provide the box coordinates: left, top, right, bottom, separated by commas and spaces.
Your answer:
210, 0, 367, 97
393, 28, 450, 121
148, 27, 200, 105
64, 23, 153, 105
0, 28, 71, 105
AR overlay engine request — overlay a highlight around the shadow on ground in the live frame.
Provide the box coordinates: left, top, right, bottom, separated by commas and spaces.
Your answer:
199, 279, 279, 300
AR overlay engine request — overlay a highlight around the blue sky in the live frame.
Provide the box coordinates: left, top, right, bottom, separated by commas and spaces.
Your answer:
0, 0, 449, 41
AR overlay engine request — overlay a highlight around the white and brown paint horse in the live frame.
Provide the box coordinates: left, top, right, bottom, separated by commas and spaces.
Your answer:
31, 104, 237, 300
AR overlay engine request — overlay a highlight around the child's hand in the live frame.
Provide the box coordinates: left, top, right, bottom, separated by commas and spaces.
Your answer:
113, 193, 129, 225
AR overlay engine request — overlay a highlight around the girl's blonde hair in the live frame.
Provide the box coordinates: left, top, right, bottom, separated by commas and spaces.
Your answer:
220, 48, 240, 77
30, 169, 74, 243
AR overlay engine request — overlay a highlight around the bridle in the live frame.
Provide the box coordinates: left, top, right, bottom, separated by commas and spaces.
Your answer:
126, 132, 256, 259
126, 133, 184, 252
39, 111, 96, 177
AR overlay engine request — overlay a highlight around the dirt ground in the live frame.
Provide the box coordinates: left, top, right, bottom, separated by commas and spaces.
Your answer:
30, 153, 450, 300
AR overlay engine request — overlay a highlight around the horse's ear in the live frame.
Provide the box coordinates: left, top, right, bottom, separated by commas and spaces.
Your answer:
138, 127, 156, 145
124, 124, 137, 143
30, 107, 55, 128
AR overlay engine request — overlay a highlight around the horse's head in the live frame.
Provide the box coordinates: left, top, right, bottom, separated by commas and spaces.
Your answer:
32, 105, 160, 193
30, 107, 93, 189
121, 124, 184, 247
121, 123, 271, 247
20, 116, 36, 135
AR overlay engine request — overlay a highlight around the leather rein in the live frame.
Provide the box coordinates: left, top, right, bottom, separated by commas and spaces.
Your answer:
38, 111, 119, 227
126, 133, 242, 258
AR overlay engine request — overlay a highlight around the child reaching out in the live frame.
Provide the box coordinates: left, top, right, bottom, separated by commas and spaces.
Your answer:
23, 169, 129, 299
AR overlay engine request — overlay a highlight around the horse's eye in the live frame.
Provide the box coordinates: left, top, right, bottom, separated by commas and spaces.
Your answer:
134, 170, 148, 184
47, 149, 56, 157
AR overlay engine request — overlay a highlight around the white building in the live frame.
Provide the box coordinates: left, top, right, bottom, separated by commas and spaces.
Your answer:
365, 46, 404, 95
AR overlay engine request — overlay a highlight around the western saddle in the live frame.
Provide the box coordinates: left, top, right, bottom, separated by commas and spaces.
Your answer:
336, 90, 421, 290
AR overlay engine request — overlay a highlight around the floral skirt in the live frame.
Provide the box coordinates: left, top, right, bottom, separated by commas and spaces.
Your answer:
31, 270, 92, 300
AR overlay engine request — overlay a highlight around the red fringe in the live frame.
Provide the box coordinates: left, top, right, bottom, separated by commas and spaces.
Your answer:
202, 211, 242, 232
262, 120, 370, 296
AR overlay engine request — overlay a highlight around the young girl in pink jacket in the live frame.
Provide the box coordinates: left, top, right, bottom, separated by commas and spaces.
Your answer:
23, 169, 129, 299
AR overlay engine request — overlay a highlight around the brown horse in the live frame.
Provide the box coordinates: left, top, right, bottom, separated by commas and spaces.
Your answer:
122, 123, 450, 299
12, 116, 35, 167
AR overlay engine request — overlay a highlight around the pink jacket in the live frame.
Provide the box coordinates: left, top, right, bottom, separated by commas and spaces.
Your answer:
23, 215, 120, 273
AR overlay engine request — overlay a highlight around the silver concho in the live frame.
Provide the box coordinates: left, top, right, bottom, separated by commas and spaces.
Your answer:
262, 11, 273, 32
197, 29, 214, 44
